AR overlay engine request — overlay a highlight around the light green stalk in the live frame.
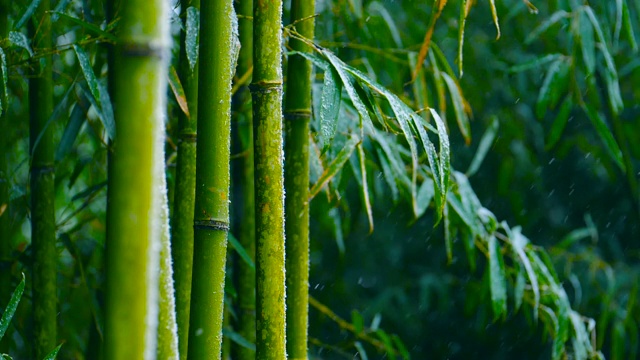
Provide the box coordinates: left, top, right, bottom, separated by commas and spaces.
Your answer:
28, 1, 57, 357
103, 0, 170, 357
284, 0, 315, 358
171, 1, 199, 358
233, 0, 256, 358
186, 1, 238, 358
252, 2, 286, 358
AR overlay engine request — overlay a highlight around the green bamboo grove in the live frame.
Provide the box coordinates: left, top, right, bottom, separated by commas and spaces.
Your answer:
28, 1, 57, 358
252, 1, 287, 358
186, 0, 238, 358
284, 0, 315, 357
103, 0, 170, 357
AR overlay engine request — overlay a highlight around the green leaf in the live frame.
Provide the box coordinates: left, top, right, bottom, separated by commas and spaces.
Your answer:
569, 311, 591, 359
525, 10, 570, 44
32, 83, 75, 157
612, 320, 625, 360
222, 328, 255, 351
441, 73, 470, 143
489, 0, 501, 39
622, 0, 638, 52
43, 344, 63, 360
545, 97, 572, 150
375, 329, 395, 356
78, 83, 115, 140
581, 103, 625, 170
511, 228, 540, 320
51, 0, 72, 21
413, 115, 442, 220
354, 341, 369, 360
55, 102, 87, 161
74, 45, 100, 107
508, 53, 564, 73
415, 177, 434, 218
466, 116, 499, 177
9, 31, 33, 57
351, 310, 364, 334
443, 204, 453, 263
185, 7, 200, 71
357, 144, 374, 234
15, 0, 42, 30
488, 235, 507, 320
461, 228, 476, 271
0, 48, 7, 117
376, 148, 399, 202
71, 181, 107, 201
535, 58, 569, 119
0, 273, 25, 340
52, 12, 117, 41
228, 233, 255, 269
391, 334, 410, 360
168, 65, 190, 118
309, 135, 360, 199
576, 9, 596, 74
319, 67, 342, 151
430, 109, 450, 204
457, 0, 469, 77
514, 264, 526, 311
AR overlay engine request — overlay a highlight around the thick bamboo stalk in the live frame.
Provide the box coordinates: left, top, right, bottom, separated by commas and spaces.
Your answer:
103, 0, 170, 357
171, 1, 199, 358
284, 0, 315, 358
186, 0, 237, 358
252, 2, 286, 359
28, 1, 57, 357
232, 0, 256, 358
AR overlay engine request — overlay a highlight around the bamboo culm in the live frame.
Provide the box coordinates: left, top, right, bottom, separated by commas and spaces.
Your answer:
284, 0, 315, 358
29, 1, 57, 357
252, 1, 286, 359
103, 0, 170, 357
186, 0, 238, 358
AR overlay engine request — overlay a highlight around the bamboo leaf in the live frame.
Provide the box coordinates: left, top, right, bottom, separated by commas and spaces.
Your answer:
467, 116, 498, 177
415, 177, 434, 218
576, 10, 596, 74
489, 235, 507, 320
52, 12, 117, 41
514, 265, 525, 311
569, 311, 591, 359
228, 233, 255, 270
71, 181, 107, 201
351, 310, 364, 334
511, 228, 540, 320
368, 2, 403, 48
319, 68, 342, 151
15, 0, 42, 30
0, 273, 25, 340
55, 102, 86, 161
444, 203, 453, 263
545, 97, 572, 150
32, 83, 75, 157
354, 341, 369, 360
51, 0, 72, 21
441, 73, 471, 144
622, 0, 638, 52
74, 45, 100, 106
581, 103, 625, 170
525, 10, 569, 44
614, 0, 623, 49
0, 48, 7, 117
185, 7, 200, 71
375, 329, 395, 356
9, 31, 33, 57
391, 334, 410, 360
414, 116, 442, 219
508, 53, 563, 73
430, 109, 450, 203
489, 0, 501, 39
42, 344, 63, 360
168, 65, 190, 118
535, 58, 569, 119
457, 0, 469, 77
357, 144, 374, 234
309, 135, 360, 199
461, 229, 476, 271
377, 148, 399, 202
222, 328, 256, 351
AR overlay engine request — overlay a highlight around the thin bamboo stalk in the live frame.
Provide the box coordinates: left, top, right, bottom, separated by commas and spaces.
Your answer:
284, 0, 315, 358
103, 0, 170, 357
28, 1, 57, 357
232, 0, 256, 358
171, 1, 200, 358
186, 0, 238, 358
252, 1, 286, 358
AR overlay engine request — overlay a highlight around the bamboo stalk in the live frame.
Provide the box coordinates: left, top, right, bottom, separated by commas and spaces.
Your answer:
171, 1, 200, 358
28, 1, 57, 357
232, 0, 256, 358
103, 0, 170, 357
186, 0, 238, 358
252, 1, 286, 358
0, 0, 11, 336
284, 0, 315, 358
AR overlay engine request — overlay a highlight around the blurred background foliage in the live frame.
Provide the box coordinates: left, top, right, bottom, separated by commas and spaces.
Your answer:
0, 0, 638, 359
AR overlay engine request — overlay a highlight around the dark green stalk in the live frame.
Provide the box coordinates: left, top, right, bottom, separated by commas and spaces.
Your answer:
284, 0, 315, 358
232, 0, 256, 358
103, 0, 170, 357
187, 0, 237, 358
171, 1, 199, 358
28, 1, 57, 357
252, 1, 286, 358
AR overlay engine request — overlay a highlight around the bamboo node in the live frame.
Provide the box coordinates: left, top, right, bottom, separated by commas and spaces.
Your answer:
283, 110, 311, 121
179, 132, 197, 143
193, 219, 230, 231
119, 42, 166, 59
249, 81, 282, 94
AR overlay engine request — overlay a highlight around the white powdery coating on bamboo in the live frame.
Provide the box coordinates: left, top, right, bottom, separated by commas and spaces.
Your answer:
144, 0, 173, 359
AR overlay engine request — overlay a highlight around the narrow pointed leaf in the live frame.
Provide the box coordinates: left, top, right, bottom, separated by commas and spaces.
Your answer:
581, 103, 625, 170
467, 116, 498, 176
512, 229, 540, 320
55, 102, 86, 161
53, 12, 117, 41
185, 7, 200, 71
509, 53, 563, 73
377, 148, 399, 202
168, 65, 190, 118
358, 144, 374, 234
415, 177, 434, 218
43, 344, 63, 360
545, 97, 572, 150
577, 10, 596, 74
442, 73, 470, 143
622, 0, 638, 52
74, 45, 100, 104
9, 31, 33, 57
15, 0, 43, 30
430, 109, 450, 193
228, 233, 255, 270
222, 328, 256, 351
514, 265, 525, 311
51, 0, 72, 21
489, 0, 501, 39
319, 67, 342, 151
309, 135, 360, 199
0, 48, 7, 117
536, 58, 569, 119
0, 273, 25, 340
457, 0, 469, 77
525, 10, 569, 44
489, 236, 507, 320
